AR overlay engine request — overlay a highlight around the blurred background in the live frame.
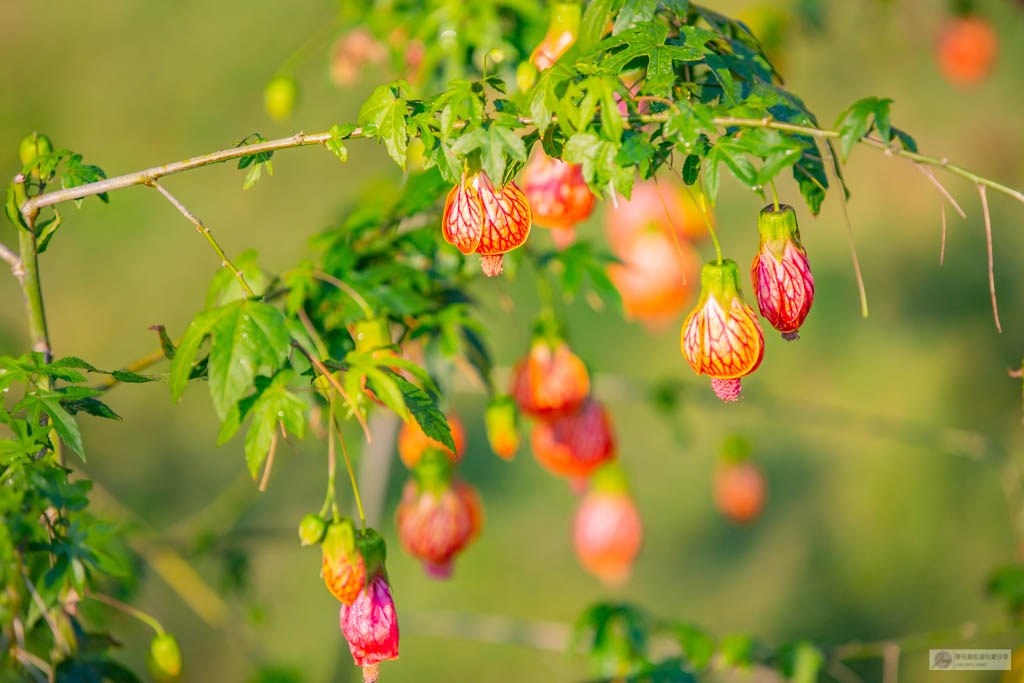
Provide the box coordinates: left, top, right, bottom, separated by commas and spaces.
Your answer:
2, 0, 1024, 681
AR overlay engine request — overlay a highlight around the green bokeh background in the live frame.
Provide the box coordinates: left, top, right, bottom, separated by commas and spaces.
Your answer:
2, 1, 1024, 681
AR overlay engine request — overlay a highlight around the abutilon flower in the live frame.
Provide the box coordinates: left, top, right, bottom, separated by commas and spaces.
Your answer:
321, 519, 365, 605
440, 172, 531, 276
511, 339, 590, 419
713, 458, 767, 524
473, 174, 532, 276
681, 259, 765, 402
395, 450, 483, 578
397, 414, 466, 469
750, 204, 814, 341
573, 463, 642, 586
937, 15, 998, 87
339, 572, 399, 683
530, 398, 615, 481
485, 395, 520, 460
521, 153, 595, 248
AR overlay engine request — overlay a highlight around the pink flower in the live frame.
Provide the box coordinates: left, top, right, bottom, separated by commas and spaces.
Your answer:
339, 574, 399, 682
750, 204, 814, 341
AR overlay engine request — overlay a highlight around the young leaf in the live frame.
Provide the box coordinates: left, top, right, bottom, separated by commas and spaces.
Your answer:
242, 371, 306, 477
389, 373, 454, 452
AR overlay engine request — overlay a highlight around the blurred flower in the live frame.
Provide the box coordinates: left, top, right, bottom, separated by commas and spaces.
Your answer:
511, 339, 590, 419
713, 458, 766, 524
681, 259, 765, 402
521, 153, 595, 248
263, 75, 297, 120
529, 2, 581, 70
750, 203, 814, 340
396, 450, 483, 578
330, 28, 388, 87
607, 227, 699, 327
937, 15, 997, 87
531, 398, 615, 483
574, 463, 642, 585
605, 181, 711, 252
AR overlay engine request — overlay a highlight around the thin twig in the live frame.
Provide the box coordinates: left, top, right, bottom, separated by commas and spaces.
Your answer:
0, 241, 20, 270
292, 341, 372, 442
150, 180, 256, 298
312, 270, 374, 320
915, 164, 966, 218
653, 176, 689, 285
940, 201, 947, 266
84, 590, 163, 635
978, 184, 1001, 333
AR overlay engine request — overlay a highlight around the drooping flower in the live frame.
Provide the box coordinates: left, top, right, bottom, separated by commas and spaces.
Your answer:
472, 173, 532, 277
530, 398, 615, 481
573, 463, 642, 586
339, 532, 399, 683
395, 450, 483, 578
607, 227, 699, 327
397, 414, 466, 469
510, 338, 590, 419
485, 395, 520, 460
681, 259, 765, 402
521, 153, 594, 247
750, 203, 814, 341
321, 518, 366, 605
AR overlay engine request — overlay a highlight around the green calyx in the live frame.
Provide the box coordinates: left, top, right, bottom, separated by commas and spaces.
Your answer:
590, 461, 630, 495
19, 132, 53, 177
531, 311, 565, 349
757, 204, 801, 261
413, 448, 454, 494
320, 517, 357, 563
486, 395, 518, 427
355, 528, 388, 587
720, 434, 753, 464
352, 317, 391, 352
298, 513, 328, 546
699, 259, 744, 306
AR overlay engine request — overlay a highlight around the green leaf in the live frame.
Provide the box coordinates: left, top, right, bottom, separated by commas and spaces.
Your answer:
326, 123, 357, 162
60, 397, 121, 421
578, 0, 621, 51
169, 300, 291, 419
390, 373, 454, 452
681, 154, 700, 185
35, 209, 63, 254
110, 370, 155, 384
242, 371, 306, 478
364, 368, 409, 420
718, 634, 754, 668
777, 641, 824, 683
674, 623, 715, 671
834, 96, 894, 162
613, 0, 658, 34
358, 82, 409, 170
40, 397, 85, 460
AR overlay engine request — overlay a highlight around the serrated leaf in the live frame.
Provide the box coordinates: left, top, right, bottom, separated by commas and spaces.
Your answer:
359, 82, 409, 170
326, 123, 356, 162
390, 373, 454, 452
61, 397, 121, 421
110, 370, 155, 384
242, 370, 306, 477
40, 397, 85, 459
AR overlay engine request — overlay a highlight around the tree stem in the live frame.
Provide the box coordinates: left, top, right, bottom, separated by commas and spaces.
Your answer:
14, 176, 51, 360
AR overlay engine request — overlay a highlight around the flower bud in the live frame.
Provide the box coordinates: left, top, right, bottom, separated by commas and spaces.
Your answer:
681, 260, 765, 402
339, 572, 399, 682
149, 633, 182, 680
18, 132, 53, 178
264, 75, 298, 120
750, 204, 814, 341
485, 395, 520, 460
298, 513, 327, 546
321, 518, 365, 604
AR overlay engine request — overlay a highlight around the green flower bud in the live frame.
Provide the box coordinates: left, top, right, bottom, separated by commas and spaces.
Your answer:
18, 132, 53, 178
264, 75, 298, 121
149, 633, 182, 680
298, 513, 328, 546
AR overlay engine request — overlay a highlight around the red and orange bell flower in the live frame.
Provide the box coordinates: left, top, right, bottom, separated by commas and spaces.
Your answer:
681, 259, 765, 402
521, 152, 594, 248
750, 203, 814, 341
441, 171, 531, 276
